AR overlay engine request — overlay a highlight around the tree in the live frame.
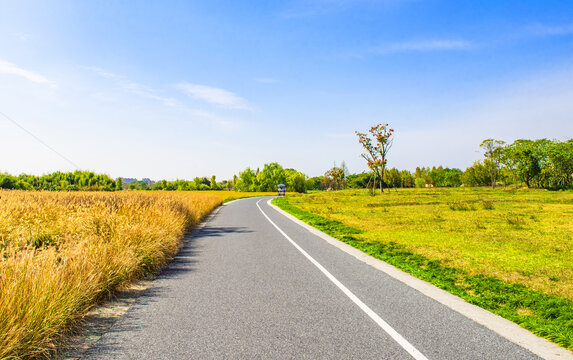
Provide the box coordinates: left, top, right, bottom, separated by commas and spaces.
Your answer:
399, 170, 415, 188
305, 176, 323, 191
256, 162, 286, 192
547, 139, 573, 189
346, 172, 370, 189
115, 177, 123, 191
480, 139, 506, 188
356, 124, 394, 193
384, 168, 401, 188
210, 175, 219, 190
510, 140, 541, 188
461, 161, 490, 187
322, 166, 346, 190
0, 174, 16, 189
428, 166, 462, 187
235, 167, 256, 192
285, 168, 307, 193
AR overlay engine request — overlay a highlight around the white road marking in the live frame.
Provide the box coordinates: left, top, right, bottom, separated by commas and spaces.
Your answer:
256, 199, 429, 360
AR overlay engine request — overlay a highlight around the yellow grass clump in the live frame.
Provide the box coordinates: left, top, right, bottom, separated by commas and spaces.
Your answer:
0, 190, 230, 359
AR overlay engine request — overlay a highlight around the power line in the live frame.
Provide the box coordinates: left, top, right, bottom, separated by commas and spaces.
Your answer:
0, 111, 81, 170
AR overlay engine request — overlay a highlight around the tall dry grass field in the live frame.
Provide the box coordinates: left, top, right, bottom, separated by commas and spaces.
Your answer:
0, 190, 223, 359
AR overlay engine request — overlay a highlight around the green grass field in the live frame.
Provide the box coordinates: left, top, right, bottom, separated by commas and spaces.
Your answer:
272, 187, 573, 350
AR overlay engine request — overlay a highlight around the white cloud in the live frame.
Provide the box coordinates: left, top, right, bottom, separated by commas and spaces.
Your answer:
373, 40, 473, 54
0, 59, 55, 86
177, 83, 252, 110
84, 66, 176, 106
185, 109, 243, 130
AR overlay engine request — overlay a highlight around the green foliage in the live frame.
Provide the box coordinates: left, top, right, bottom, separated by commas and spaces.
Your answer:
256, 162, 286, 192
0, 171, 117, 191
383, 168, 401, 188
414, 178, 426, 188
305, 176, 323, 191
115, 177, 123, 191
497, 138, 572, 189
462, 161, 491, 187
346, 172, 370, 189
210, 175, 220, 190
0, 171, 234, 192
285, 168, 307, 193
547, 140, 573, 188
235, 167, 257, 192
234, 163, 308, 193
480, 139, 506, 188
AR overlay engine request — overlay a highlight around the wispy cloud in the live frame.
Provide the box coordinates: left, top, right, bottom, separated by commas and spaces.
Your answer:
0, 59, 55, 86
183, 108, 243, 130
84, 66, 176, 106
177, 83, 252, 110
528, 23, 573, 37
372, 40, 473, 54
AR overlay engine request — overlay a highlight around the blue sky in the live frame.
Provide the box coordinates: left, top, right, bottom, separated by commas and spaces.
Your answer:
1, 1, 572, 180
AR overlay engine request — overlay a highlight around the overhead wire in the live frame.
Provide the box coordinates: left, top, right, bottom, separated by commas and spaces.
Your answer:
0, 110, 80, 170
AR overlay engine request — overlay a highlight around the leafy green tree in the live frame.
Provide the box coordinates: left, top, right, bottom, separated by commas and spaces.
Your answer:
346, 172, 370, 189
428, 166, 462, 187
235, 167, 256, 192
383, 168, 401, 188
414, 178, 426, 188
461, 161, 490, 187
0, 174, 16, 189
547, 139, 573, 189
285, 168, 307, 193
399, 170, 415, 188
193, 177, 203, 189
305, 176, 323, 191
256, 163, 286, 192
115, 177, 123, 191
210, 175, 219, 190
509, 140, 541, 188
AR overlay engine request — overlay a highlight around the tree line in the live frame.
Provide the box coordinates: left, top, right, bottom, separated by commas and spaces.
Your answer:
0, 171, 120, 191
1, 138, 570, 192
465, 138, 572, 190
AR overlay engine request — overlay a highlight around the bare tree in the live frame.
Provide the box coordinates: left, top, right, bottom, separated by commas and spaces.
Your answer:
355, 124, 394, 193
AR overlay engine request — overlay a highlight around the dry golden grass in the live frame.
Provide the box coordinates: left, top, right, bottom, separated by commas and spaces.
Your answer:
0, 190, 264, 360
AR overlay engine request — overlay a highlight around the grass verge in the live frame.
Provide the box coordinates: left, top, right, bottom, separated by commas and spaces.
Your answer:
272, 195, 573, 350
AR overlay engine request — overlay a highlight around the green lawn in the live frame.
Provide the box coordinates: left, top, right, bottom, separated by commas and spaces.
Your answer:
272, 187, 573, 350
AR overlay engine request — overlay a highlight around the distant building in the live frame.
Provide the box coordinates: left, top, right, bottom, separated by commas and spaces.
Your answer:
121, 177, 155, 185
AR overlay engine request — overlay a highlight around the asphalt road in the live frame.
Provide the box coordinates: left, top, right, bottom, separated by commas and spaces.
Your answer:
83, 196, 549, 359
